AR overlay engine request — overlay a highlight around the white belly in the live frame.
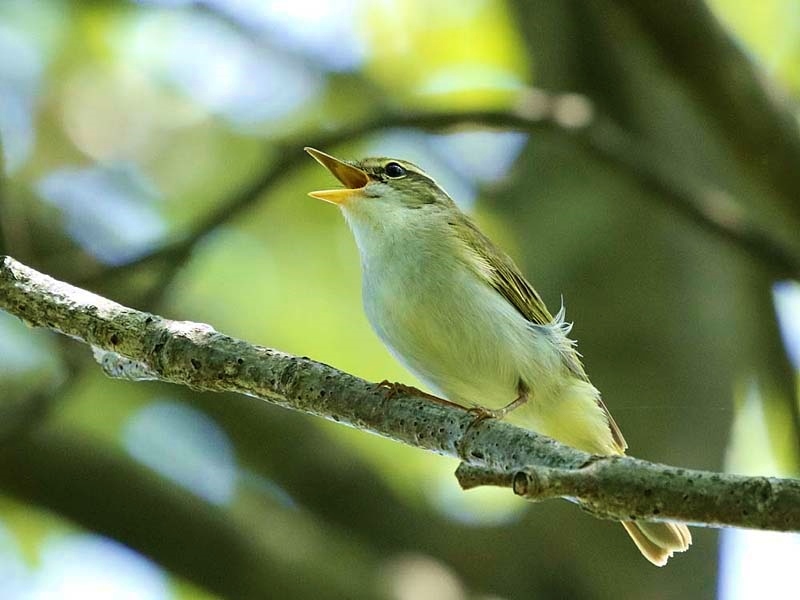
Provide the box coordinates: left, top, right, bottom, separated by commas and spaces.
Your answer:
343, 203, 620, 455
362, 253, 565, 409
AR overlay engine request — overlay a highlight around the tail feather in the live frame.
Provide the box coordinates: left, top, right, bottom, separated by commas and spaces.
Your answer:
622, 521, 692, 567
513, 379, 692, 566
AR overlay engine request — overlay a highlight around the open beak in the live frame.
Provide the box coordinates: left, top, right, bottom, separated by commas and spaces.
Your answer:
305, 147, 369, 205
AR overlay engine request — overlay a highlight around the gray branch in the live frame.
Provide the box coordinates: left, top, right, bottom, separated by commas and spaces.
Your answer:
2, 255, 799, 531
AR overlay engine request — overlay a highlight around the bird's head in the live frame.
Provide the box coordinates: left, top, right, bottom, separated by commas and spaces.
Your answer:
305, 147, 457, 226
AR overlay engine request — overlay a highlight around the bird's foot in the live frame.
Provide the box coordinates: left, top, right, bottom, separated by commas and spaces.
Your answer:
376, 380, 429, 400
466, 393, 528, 424
466, 406, 507, 424
375, 380, 463, 408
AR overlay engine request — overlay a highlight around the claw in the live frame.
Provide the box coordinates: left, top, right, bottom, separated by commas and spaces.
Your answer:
467, 406, 507, 423
375, 380, 423, 399
466, 388, 529, 426
374, 380, 464, 409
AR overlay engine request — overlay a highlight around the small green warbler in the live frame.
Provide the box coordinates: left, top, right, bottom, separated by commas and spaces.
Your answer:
305, 147, 691, 566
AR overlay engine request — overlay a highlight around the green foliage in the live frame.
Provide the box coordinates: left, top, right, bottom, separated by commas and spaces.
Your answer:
0, 0, 798, 598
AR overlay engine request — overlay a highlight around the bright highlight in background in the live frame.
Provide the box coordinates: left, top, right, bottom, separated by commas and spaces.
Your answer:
123, 400, 238, 505
718, 366, 800, 600
774, 281, 800, 369
718, 529, 800, 600
31, 534, 169, 600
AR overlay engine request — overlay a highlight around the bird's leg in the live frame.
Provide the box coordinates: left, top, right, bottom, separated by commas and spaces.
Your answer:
375, 380, 464, 409
376, 380, 425, 399
468, 380, 529, 423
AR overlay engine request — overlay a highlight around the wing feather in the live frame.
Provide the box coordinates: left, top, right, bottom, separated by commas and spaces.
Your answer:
454, 217, 553, 326
452, 216, 627, 452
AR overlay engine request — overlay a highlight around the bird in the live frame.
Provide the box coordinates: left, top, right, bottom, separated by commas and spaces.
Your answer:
304, 146, 691, 566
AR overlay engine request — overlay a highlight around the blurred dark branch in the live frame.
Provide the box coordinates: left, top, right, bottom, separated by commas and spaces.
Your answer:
583, 118, 800, 278
0, 389, 57, 446
0, 426, 385, 600
613, 0, 800, 472
618, 0, 800, 214
86, 97, 800, 303
3, 255, 799, 531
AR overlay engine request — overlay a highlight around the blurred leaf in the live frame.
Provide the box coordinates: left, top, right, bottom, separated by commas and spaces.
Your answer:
0, 0, 66, 174
36, 163, 167, 265
32, 534, 170, 600
720, 378, 800, 600
0, 520, 27, 599
2, 0, 800, 598
363, 0, 529, 108
202, 0, 366, 71
709, 0, 800, 94
118, 10, 324, 126
774, 281, 800, 369
123, 400, 238, 506
0, 25, 40, 175
0, 312, 62, 396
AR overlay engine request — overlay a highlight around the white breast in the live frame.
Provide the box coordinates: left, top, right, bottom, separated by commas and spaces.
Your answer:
339, 200, 622, 454
348, 208, 564, 409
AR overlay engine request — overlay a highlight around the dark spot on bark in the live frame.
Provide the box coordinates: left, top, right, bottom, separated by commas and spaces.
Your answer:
217, 372, 224, 380
145, 316, 153, 325
278, 361, 299, 388
652, 508, 660, 515
643, 489, 652, 497
471, 451, 484, 459
319, 390, 326, 397
191, 359, 201, 370
759, 484, 771, 502
237, 358, 244, 364
110, 334, 119, 345
153, 343, 164, 354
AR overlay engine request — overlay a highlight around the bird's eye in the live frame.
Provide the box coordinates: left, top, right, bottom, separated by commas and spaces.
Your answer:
384, 162, 406, 179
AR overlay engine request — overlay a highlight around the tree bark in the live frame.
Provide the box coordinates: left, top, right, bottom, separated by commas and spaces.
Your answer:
1, 255, 799, 531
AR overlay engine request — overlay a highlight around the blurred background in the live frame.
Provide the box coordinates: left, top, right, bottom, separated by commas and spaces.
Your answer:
1, 0, 799, 598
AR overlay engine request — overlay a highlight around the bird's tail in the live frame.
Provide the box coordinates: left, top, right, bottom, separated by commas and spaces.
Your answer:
621, 521, 692, 566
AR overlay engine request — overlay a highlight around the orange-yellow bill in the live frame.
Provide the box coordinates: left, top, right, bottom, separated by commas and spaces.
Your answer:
305, 147, 369, 205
